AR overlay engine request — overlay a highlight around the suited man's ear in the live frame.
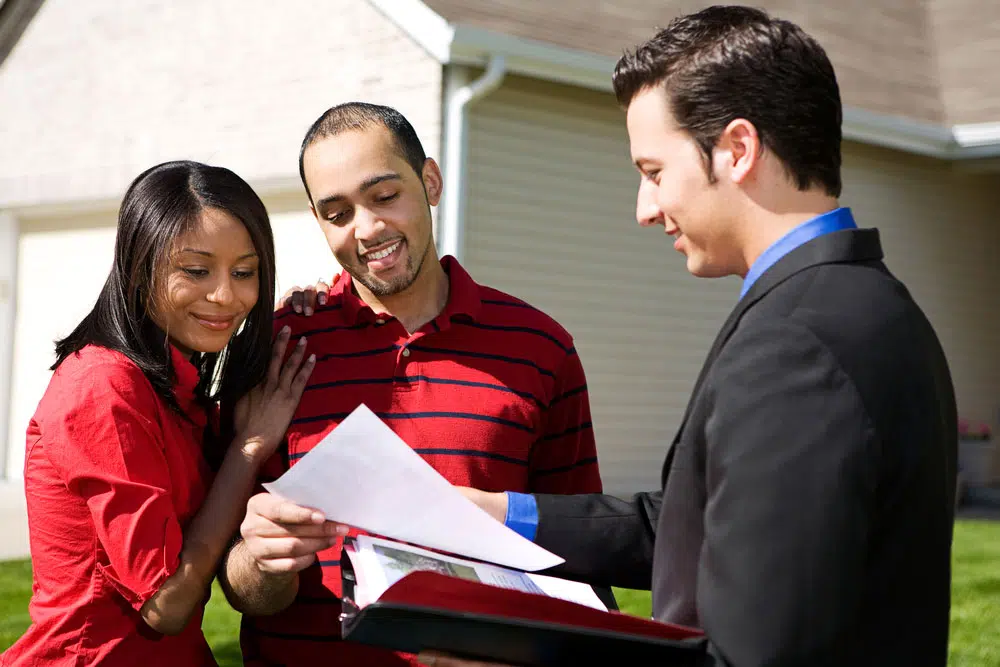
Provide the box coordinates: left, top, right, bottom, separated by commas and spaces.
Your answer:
717, 118, 761, 186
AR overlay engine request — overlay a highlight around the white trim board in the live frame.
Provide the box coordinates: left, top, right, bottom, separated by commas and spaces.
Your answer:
368, 0, 1000, 161
0, 212, 17, 481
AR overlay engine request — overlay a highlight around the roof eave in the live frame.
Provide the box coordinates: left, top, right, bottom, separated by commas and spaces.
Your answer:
447, 24, 616, 94
368, 0, 1000, 162
368, 0, 615, 93
844, 108, 1000, 160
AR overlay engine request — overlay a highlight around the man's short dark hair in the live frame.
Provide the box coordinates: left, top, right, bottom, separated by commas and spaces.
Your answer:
298, 102, 428, 203
613, 5, 842, 197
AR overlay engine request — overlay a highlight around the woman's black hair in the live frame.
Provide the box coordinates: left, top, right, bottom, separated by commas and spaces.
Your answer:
54, 160, 276, 459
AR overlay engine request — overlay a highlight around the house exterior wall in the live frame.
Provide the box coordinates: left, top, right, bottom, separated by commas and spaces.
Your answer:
462, 75, 1000, 494
3, 1, 998, 490
0, 0, 445, 479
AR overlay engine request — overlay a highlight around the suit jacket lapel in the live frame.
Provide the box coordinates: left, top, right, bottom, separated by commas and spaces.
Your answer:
660, 228, 884, 486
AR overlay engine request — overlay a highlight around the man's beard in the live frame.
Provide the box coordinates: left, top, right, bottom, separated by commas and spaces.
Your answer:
353, 238, 428, 297
351, 193, 434, 297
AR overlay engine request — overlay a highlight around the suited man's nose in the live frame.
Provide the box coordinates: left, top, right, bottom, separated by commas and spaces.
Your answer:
637, 202, 664, 227
636, 183, 664, 226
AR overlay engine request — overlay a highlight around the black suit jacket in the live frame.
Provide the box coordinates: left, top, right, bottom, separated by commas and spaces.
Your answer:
534, 229, 957, 666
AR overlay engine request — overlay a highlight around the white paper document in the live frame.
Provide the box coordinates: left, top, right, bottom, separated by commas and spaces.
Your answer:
345, 534, 606, 611
263, 404, 565, 572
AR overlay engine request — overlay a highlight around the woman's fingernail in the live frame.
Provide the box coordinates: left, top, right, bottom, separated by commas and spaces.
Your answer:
298, 336, 307, 346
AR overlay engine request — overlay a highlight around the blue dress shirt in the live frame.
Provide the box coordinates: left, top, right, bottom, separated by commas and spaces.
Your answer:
740, 207, 857, 298
503, 207, 858, 539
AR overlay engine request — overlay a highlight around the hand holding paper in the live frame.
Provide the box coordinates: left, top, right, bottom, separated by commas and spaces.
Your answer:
239, 491, 347, 575
262, 404, 564, 572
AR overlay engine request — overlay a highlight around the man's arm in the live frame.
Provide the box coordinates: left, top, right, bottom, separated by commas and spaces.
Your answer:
534, 490, 661, 590
462, 487, 661, 591
523, 345, 659, 590
219, 537, 299, 615
694, 319, 876, 666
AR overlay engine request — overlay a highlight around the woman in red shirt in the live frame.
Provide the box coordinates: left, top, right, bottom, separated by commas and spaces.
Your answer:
3, 161, 326, 666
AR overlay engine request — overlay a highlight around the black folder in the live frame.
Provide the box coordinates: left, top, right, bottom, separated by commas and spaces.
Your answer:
341, 557, 704, 666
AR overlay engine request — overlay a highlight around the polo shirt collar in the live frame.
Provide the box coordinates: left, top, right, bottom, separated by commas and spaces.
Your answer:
437, 255, 482, 323
329, 270, 371, 324
333, 256, 482, 325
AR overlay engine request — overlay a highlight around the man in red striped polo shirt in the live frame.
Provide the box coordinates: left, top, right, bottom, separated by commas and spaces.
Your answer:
219, 102, 604, 666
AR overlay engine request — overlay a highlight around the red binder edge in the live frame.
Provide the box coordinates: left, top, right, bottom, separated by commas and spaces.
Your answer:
375, 570, 704, 642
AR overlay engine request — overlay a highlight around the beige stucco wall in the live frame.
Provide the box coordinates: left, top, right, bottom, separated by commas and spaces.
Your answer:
0, 0, 443, 209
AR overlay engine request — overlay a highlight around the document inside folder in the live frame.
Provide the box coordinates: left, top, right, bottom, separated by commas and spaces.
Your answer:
342, 534, 606, 611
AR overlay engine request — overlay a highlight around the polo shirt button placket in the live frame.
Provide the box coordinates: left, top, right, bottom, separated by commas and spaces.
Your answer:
393, 343, 417, 393
397, 330, 426, 385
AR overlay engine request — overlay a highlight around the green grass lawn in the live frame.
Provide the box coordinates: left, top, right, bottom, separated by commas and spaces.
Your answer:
2, 520, 997, 666
948, 519, 1000, 666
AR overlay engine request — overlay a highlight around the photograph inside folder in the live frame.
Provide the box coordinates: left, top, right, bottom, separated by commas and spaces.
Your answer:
338, 537, 704, 667
343, 535, 607, 611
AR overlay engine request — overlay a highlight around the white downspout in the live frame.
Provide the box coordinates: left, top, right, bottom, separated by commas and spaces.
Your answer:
439, 55, 506, 262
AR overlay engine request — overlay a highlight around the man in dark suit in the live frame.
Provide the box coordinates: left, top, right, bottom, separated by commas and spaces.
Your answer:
419, 5, 957, 667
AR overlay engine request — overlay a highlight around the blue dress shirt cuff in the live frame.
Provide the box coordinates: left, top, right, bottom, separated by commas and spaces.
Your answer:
503, 492, 539, 542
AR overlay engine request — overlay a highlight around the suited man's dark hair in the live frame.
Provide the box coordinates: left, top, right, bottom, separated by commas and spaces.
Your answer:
54, 160, 276, 429
613, 5, 843, 197
297, 102, 428, 204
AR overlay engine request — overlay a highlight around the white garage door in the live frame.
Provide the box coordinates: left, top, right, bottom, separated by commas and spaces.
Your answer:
7, 211, 119, 480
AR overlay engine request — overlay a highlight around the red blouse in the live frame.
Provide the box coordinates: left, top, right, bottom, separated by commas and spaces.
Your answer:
2, 345, 217, 666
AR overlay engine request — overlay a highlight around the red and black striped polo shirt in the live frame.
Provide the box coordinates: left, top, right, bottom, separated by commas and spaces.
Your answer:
241, 256, 602, 667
